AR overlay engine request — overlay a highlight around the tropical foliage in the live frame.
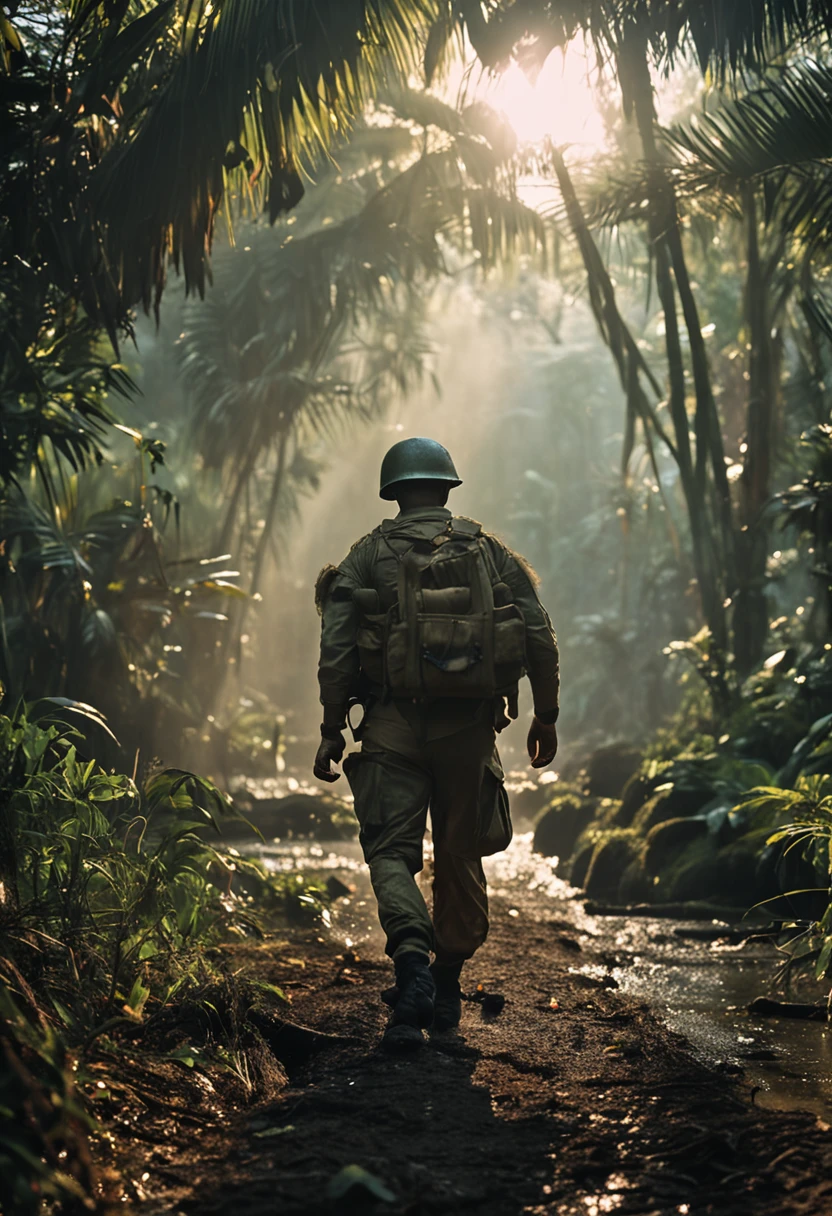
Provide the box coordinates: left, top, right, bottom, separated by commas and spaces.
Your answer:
7, 0, 832, 1197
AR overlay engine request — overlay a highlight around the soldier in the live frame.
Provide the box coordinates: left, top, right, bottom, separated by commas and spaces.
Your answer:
314, 437, 559, 1049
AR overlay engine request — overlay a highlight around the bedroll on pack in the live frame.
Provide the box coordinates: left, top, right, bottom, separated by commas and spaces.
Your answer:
355, 518, 527, 700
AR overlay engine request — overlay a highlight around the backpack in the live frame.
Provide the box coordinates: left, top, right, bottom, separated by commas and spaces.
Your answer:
354, 517, 527, 700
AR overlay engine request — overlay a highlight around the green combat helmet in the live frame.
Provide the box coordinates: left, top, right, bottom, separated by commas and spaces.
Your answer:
379, 437, 462, 501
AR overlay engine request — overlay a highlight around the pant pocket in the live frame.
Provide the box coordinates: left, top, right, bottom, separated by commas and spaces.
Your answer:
477, 759, 513, 857
343, 749, 428, 870
343, 752, 384, 842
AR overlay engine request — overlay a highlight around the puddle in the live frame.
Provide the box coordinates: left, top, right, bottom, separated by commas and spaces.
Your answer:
239, 815, 832, 1118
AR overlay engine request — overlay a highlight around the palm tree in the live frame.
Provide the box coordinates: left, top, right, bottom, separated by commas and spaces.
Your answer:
177, 89, 543, 597
449, 2, 832, 678
0, 1, 441, 488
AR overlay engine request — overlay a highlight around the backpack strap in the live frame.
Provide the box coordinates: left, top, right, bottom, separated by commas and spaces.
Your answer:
449, 516, 483, 540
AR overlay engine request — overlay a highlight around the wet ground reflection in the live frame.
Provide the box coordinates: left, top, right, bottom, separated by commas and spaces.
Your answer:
240, 824, 832, 1118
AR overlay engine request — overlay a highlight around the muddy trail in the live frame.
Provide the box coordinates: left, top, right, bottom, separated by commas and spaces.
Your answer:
125, 843, 832, 1216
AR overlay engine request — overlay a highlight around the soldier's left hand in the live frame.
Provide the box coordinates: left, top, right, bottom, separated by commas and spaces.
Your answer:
314, 733, 345, 782
527, 717, 558, 769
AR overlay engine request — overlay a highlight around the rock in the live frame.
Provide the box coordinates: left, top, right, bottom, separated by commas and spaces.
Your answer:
507, 779, 556, 824
584, 743, 643, 799
633, 784, 713, 833
242, 793, 356, 841
653, 830, 765, 910
618, 856, 650, 904
642, 817, 708, 878
584, 830, 640, 901
533, 794, 597, 860
711, 840, 760, 907
661, 836, 725, 903
567, 839, 596, 889
615, 768, 667, 827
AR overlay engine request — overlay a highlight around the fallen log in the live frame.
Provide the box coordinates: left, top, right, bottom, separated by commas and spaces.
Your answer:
583, 900, 762, 922
673, 922, 784, 944
747, 997, 828, 1021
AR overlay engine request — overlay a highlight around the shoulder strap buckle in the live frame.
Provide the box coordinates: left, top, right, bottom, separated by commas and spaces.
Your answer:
450, 516, 483, 539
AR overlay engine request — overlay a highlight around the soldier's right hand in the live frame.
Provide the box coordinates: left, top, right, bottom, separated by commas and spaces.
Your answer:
313, 733, 345, 783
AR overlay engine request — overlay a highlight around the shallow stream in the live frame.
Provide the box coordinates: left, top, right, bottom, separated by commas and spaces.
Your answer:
236, 777, 832, 1120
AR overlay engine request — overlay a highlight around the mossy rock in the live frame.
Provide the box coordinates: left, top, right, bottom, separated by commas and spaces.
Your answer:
618, 856, 651, 904
659, 834, 758, 906
584, 829, 640, 901
533, 793, 597, 860
711, 841, 762, 909
508, 780, 556, 825
567, 839, 597, 889
240, 793, 356, 841
616, 768, 668, 827
584, 743, 643, 799
633, 784, 713, 834
657, 836, 719, 903
642, 816, 708, 879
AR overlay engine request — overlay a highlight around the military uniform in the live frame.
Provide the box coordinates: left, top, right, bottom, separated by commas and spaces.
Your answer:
316, 505, 560, 966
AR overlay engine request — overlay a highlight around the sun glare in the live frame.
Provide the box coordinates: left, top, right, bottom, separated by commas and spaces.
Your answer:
474, 47, 606, 152
447, 42, 603, 155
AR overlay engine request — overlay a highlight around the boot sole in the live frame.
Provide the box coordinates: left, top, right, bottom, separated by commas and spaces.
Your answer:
382, 1024, 425, 1053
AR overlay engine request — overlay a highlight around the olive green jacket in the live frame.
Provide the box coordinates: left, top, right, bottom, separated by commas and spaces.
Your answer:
316, 506, 559, 722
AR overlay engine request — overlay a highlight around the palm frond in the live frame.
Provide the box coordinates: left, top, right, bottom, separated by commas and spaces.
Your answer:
94, 0, 441, 311
670, 60, 832, 177
667, 60, 832, 244
664, 0, 832, 76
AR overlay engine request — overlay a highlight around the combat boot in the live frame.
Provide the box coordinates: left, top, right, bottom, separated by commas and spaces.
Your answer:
382, 952, 435, 1052
430, 961, 463, 1031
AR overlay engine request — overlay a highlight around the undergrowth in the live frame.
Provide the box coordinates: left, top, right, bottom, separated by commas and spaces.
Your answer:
0, 700, 329, 1213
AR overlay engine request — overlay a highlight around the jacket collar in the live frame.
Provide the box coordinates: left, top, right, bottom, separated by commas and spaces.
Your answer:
394, 506, 452, 522
379, 505, 452, 537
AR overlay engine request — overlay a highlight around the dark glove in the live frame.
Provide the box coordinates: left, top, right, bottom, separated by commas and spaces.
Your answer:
527, 716, 558, 769
313, 732, 345, 783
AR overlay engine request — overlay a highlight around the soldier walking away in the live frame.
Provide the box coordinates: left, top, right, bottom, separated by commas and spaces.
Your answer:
313, 438, 559, 1050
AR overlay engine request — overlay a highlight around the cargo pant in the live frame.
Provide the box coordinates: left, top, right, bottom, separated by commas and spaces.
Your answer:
343, 701, 509, 965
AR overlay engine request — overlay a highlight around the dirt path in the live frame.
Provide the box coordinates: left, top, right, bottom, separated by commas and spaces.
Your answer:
127, 883, 832, 1216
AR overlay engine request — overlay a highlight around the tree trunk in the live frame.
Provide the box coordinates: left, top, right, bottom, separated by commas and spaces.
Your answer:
248, 430, 289, 602
734, 185, 778, 674
549, 147, 680, 545
622, 23, 729, 662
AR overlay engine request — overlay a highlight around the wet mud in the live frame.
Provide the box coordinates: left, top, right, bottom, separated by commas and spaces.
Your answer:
120, 831, 832, 1216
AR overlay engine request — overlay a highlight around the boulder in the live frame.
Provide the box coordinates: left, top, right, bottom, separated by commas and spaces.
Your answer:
567, 839, 597, 890
533, 794, 597, 860
616, 768, 666, 827
659, 835, 758, 906
584, 743, 643, 799
633, 784, 714, 833
584, 830, 640, 901
238, 793, 356, 841
643, 817, 709, 878
710, 840, 761, 909
509, 779, 557, 825
618, 856, 651, 904
660, 837, 719, 903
